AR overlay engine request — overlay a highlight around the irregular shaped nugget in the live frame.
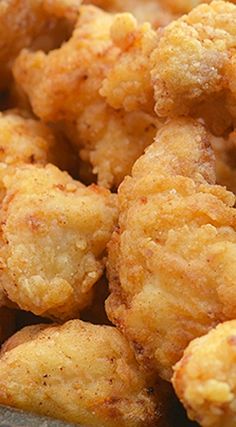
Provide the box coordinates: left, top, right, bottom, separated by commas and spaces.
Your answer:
0, 0, 77, 90
13, 6, 159, 188
151, 0, 236, 132
0, 164, 117, 320
173, 320, 236, 427
106, 117, 236, 381
0, 319, 162, 427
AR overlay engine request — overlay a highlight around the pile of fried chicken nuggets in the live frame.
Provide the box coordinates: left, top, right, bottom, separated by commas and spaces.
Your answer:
3, 0, 236, 426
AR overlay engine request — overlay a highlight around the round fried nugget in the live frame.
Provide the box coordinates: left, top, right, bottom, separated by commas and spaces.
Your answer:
0, 319, 163, 426
106, 117, 236, 381
173, 320, 236, 427
0, 164, 117, 320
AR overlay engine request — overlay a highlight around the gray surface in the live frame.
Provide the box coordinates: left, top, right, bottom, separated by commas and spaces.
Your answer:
0, 405, 78, 427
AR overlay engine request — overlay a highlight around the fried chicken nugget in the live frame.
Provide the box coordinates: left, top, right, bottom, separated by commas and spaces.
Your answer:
13, 6, 159, 188
151, 0, 236, 134
0, 164, 117, 320
106, 117, 236, 381
0, 319, 165, 427
0, 0, 79, 90
173, 320, 236, 427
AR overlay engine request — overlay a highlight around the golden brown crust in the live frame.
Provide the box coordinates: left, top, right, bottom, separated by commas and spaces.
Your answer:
173, 320, 236, 427
0, 319, 162, 426
84, 0, 212, 28
0, 0, 77, 90
13, 5, 160, 188
106, 117, 236, 380
0, 164, 117, 319
151, 0, 236, 135
0, 109, 79, 181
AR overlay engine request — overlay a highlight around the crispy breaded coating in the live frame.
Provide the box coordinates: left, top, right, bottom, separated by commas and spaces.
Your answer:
0, 109, 78, 176
106, 117, 236, 381
173, 320, 236, 427
151, 0, 236, 130
0, 164, 117, 320
0, 110, 57, 167
84, 0, 174, 28
100, 15, 157, 113
85, 0, 210, 27
0, 0, 77, 90
13, 6, 159, 188
0, 319, 164, 427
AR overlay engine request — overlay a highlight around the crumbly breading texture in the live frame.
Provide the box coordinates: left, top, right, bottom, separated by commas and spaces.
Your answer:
0, 109, 78, 176
13, 6, 159, 188
0, 110, 57, 167
0, 0, 77, 90
106, 117, 236, 381
84, 0, 174, 28
173, 320, 236, 427
0, 319, 162, 427
0, 164, 117, 320
85, 0, 213, 27
151, 0, 236, 131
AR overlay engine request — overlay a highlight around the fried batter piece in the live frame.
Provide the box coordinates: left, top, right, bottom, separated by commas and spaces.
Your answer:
0, 0, 79, 90
13, 6, 159, 188
0, 319, 164, 427
106, 117, 236, 381
151, 0, 236, 134
173, 320, 236, 427
0, 164, 117, 320
0, 109, 78, 177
